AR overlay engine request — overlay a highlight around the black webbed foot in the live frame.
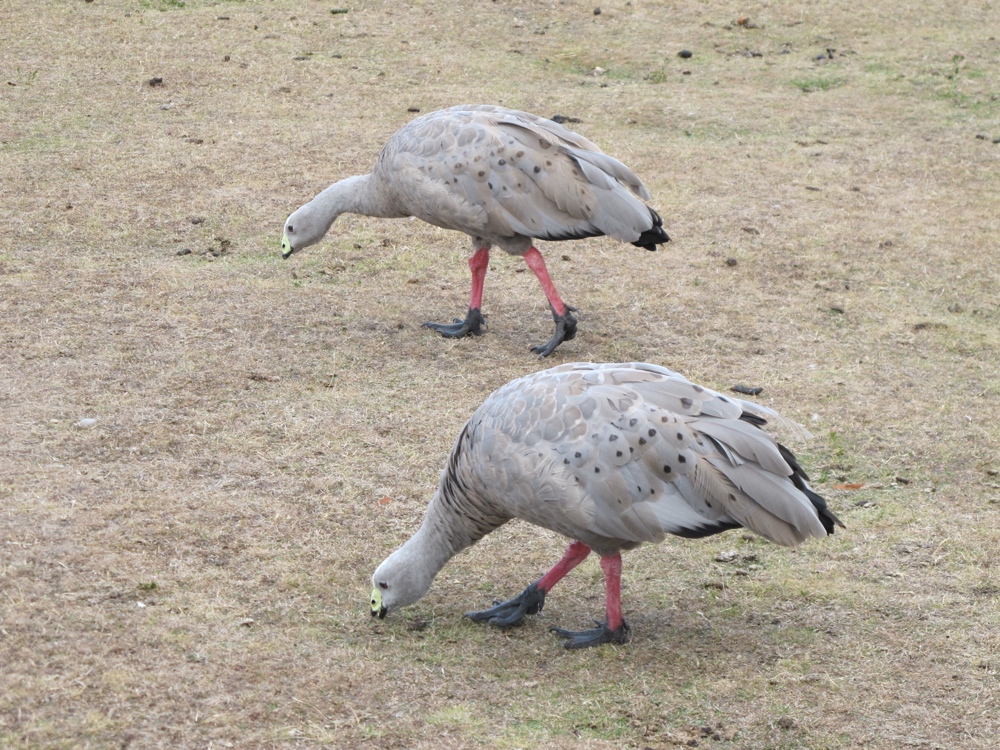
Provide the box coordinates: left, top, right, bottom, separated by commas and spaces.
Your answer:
531, 307, 578, 357
464, 582, 546, 629
422, 308, 486, 338
550, 619, 631, 649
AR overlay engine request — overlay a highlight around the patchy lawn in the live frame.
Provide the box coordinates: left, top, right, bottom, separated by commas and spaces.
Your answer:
1, 1, 997, 748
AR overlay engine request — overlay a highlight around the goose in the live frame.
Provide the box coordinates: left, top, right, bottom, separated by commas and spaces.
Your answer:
280, 105, 670, 357
370, 362, 843, 649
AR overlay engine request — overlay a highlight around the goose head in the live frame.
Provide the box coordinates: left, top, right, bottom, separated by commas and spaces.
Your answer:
369, 545, 437, 618
280, 201, 340, 259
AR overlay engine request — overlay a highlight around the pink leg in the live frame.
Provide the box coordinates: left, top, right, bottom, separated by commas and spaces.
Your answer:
422, 247, 489, 337
465, 541, 589, 627
467, 246, 490, 311
549, 550, 631, 647
600, 553, 625, 632
523, 247, 568, 316
537, 541, 591, 593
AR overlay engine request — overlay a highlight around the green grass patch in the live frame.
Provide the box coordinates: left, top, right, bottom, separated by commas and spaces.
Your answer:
790, 75, 846, 93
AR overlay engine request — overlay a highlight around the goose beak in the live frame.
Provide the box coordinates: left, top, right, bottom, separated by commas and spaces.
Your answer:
370, 588, 387, 619
280, 233, 295, 259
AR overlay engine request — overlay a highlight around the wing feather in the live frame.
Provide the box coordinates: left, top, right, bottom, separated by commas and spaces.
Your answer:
691, 418, 792, 475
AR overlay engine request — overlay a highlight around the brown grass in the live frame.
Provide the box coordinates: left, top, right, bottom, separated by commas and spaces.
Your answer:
2, 0, 998, 748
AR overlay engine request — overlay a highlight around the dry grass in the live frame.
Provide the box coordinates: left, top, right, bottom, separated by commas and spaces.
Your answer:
2, 0, 998, 748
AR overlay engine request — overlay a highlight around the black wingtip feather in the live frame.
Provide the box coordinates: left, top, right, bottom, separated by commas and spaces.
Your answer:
631, 207, 670, 251
738, 411, 769, 427
776, 442, 845, 535
805, 487, 846, 535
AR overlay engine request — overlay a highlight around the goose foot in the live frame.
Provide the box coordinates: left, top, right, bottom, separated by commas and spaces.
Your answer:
422, 307, 486, 338
550, 619, 631, 649
464, 582, 546, 628
531, 307, 577, 357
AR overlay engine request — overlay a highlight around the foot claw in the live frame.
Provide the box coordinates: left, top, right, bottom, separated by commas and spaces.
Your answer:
423, 308, 486, 339
464, 582, 546, 629
550, 619, 631, 649
531, 308, 578, 357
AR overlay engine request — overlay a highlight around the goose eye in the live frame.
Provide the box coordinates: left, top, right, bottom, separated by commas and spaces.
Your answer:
287, 225, 294, 233
378, 582, 388, 590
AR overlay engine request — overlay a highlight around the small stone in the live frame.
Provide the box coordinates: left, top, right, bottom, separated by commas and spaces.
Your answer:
678, 49, 693, 58
406, 616, 429, 632
75, 418, 97, 429
715, 550, 738, 563
725, 257, 738, 266
176, 248, 192, 256
593, 7, 602, 15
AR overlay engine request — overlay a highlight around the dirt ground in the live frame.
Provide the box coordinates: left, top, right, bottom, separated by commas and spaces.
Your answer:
1, 1, 998, 748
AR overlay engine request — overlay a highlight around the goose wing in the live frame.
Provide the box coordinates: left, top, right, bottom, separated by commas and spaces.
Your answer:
468, 363, 833, 550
